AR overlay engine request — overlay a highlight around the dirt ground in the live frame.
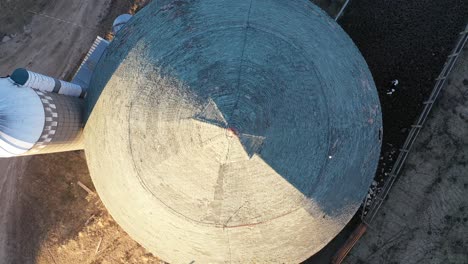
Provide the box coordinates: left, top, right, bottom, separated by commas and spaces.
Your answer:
0, 0, 161, 263
0, 0, 47, 36
1, 1, 347, 264
2, 0, 466, 263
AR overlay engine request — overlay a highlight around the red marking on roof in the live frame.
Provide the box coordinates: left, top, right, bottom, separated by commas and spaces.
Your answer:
226, 127, 239, 137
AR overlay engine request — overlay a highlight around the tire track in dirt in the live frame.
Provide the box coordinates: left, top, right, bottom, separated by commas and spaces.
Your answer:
0, 157, 30, 262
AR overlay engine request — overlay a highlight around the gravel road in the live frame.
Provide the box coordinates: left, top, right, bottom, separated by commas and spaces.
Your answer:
0, 0, 114, 262
0, 158, 28, 263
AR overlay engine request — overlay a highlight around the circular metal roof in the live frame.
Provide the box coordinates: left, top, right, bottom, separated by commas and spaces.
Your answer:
84, 0, 382, 262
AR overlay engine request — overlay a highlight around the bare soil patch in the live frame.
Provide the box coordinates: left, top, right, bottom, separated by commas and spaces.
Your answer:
0, 0, 48, 35
0, 0, 161, 263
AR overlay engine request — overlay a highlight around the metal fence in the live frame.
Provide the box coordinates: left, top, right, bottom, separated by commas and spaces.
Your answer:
362, 23, 468, 225
335, 0, 350, 21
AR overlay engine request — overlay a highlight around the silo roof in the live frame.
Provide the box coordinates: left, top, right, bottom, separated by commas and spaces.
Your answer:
0, 78, 45, 157
84, 0, 382, 262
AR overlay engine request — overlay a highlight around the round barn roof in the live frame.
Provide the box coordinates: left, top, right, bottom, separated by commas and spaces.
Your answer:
84, 0, 382, 262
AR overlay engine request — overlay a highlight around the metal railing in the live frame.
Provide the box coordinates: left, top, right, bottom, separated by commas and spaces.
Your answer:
363, 23, 468, 225
335, 0, 351, 21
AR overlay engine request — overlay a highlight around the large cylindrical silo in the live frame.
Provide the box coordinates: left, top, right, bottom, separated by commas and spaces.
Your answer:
84, 0, 382, 263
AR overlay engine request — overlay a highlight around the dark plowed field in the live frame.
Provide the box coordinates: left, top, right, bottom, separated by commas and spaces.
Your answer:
341, 0, 468, 176
306, 1, 468, 263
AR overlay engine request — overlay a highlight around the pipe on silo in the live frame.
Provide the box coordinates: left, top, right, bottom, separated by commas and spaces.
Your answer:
0, 78, 83, 157
10, 68, 85, 98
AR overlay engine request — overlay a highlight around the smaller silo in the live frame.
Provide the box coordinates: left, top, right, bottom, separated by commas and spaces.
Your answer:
0, 77, 83, 157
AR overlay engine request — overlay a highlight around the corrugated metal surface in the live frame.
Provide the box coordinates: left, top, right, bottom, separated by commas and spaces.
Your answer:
72, 36, 109, 92
84, 0, 382, 263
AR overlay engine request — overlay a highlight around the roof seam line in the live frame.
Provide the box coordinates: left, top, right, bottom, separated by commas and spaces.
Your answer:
228, 0, 254, 123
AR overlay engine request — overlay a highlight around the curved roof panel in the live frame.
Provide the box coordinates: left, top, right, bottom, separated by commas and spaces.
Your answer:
0, 78, 44, 157
84, 0, 382, 262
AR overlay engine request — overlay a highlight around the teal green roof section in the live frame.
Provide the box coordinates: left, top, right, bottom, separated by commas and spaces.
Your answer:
10, 68, 29, 85
84, 0, 382, 262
